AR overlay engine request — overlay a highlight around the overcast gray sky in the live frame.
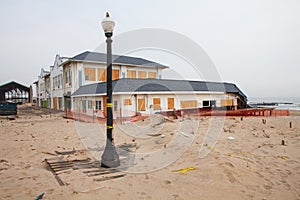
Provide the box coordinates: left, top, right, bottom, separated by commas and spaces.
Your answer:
0, 0, 299, 98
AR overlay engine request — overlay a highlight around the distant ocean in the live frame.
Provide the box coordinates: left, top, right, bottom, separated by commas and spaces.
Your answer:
248, 97, 300, 111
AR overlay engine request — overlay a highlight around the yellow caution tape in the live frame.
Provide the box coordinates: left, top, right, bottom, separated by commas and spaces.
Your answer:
172, 167, 196, 175
107, 103, 112, 107
107, 126, 113, 129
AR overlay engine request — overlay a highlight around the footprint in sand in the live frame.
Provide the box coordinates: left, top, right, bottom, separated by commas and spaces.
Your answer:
137, 191, 152, 200
224, 169, 237, 183
280, 179, 291, 190
219, 161, 235, 168
0, 159, 10, 171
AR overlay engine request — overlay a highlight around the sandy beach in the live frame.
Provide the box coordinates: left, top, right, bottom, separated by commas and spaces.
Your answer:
0, 105, 299, 199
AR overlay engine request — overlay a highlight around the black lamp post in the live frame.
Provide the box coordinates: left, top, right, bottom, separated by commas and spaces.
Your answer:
101, 12, 120, 168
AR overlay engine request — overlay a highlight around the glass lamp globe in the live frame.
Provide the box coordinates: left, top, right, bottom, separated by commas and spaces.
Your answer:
101, 12, 115, 35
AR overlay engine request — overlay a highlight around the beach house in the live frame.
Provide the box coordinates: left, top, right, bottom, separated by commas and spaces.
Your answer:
34, 68, 50, 108
60, 51, 168, 111
34, 51, 247, 117
34, 51, 168, 110
71, 78, 247, 118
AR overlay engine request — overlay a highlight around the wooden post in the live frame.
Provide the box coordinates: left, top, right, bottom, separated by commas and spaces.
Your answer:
290, 122, 292, 128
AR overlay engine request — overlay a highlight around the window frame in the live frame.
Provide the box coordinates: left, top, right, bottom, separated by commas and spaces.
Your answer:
95, 100, 102, 110
87, 100, 93, 109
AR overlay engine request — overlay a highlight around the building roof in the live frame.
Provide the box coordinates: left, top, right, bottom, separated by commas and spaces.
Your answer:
72, 78, 247, 101
64, 51, 169, 69
0, 81, 30, 92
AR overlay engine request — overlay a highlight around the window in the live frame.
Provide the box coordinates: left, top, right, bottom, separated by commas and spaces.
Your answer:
53, 74, 62, 89
82, 100, 86, 112
113, 100, 118, 111
65, 69, 72, 84
138, 71, 147, 79
78, 70, 82, 87
98, 69, 119, 81
153, 98, 161, 110
148, 72, 157, 79
203, 100, 216, 108
88, 100, 93, 109
221, 99, 233, 107
53, 77, 56, 89
168, 98, 174, 109
96, 100, 102, 110
65, 68, 72, 86
59, 74, 63, 88
123, 99, 132, 106
98, 68, 106, 81
65, 71, 68, 83
203, 100, 210, 107
112, 69, 120, 80
138, 98, 146, 111
211, 100, 216, 107
84, 68, 96, 81
127, 70, 136, 78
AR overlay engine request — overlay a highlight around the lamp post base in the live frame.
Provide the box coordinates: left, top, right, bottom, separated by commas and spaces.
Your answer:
101, 141, 120, 168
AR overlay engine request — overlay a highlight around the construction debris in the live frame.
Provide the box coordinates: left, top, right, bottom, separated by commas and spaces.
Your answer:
44, 157, 126, 185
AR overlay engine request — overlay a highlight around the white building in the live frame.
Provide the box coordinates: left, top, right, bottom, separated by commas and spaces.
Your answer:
71, 79, 247, 118
34, 68, 50, 107
34, 51, 247, 116
50, 54, 67, 110
60, 51, 168, 111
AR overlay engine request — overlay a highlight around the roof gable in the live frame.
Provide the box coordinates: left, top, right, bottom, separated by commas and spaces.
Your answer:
39, 68, 50, 78
53, 54, 64, 70
0, 81, 29, 91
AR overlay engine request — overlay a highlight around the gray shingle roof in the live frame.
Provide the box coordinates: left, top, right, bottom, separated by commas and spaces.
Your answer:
72, 79, 247, 101
67, 51, 168, 68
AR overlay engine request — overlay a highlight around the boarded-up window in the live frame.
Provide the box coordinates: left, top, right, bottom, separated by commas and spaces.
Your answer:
127, 70, 136, 78
123, 99, 132, 106
221, 99, 233, 107
98, 69, 106, 81
84, 68, 96, 81
153, 98, 161, 110
148, 72, 157, 79
138, 71, 147, 79
98, 69, 119, 81
138, 98, 146, 111
112, 69, 120, 80
180, 100, 197, 109
168, 98, 174, 109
